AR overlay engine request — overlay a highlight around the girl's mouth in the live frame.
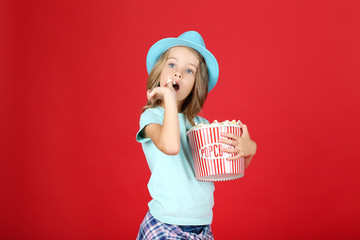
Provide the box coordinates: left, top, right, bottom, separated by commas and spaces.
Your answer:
172, 81, 180, 91
167, 79, 180, 91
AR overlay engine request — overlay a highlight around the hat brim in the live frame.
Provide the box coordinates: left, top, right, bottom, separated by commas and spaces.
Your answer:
146, 38, 219, 92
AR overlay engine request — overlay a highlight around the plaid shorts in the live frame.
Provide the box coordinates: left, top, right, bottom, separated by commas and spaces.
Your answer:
136, 210, 214, 240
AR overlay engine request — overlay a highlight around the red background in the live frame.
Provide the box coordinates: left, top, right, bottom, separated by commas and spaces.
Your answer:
2, 0, 360, 239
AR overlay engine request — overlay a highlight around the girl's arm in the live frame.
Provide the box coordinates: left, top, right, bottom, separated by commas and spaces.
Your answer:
219, 124, 257, 169
144, 84, 180, 155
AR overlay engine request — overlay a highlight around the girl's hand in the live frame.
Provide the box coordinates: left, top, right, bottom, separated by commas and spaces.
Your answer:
219, 124, 257, 168
147, 80, 176, 102
144, 79, 180, 155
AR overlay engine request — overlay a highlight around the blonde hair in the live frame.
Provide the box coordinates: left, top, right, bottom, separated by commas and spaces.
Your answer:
143, 46, 209, 126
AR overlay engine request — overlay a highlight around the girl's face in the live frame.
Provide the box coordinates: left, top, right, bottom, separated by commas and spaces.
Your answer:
159, 46, 200, 104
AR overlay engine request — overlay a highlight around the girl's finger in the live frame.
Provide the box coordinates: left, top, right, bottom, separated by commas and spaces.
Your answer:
226, 154, 244, 161
220, 146, 238, 154
148, 90, 157, 99
219, 138, 237, 147
147, 90, 152, 99
221, 132, 240, 140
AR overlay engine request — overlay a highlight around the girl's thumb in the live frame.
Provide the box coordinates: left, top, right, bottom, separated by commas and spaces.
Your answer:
241, 123, 249, 137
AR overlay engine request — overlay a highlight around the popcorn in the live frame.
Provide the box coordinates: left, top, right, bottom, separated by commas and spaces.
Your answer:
166, 78, 176, 86
192, 119, 242, 129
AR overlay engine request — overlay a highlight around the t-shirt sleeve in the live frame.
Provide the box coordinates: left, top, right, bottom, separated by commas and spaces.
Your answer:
136, 108, 163, 143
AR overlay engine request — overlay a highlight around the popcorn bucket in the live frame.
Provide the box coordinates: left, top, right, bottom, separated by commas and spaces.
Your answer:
187, 125, 244, 182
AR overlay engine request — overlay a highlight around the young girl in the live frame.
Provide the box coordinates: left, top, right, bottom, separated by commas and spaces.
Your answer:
136, 31, 257, 239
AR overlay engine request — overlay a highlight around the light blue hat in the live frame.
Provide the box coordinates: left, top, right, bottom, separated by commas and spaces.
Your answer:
146, 31, 219, 92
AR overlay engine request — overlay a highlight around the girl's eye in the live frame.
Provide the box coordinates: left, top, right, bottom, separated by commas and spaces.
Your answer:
186, 69, 194, 74
168, 63, 176, 68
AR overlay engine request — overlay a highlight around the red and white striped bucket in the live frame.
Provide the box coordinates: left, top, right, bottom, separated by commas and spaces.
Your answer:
187, 125, 244, 182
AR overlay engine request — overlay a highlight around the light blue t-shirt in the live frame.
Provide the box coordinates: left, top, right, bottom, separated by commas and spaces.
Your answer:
136, 106, 215, 225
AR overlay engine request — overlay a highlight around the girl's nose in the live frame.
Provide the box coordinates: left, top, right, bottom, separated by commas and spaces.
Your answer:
174, 72, 182, 79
